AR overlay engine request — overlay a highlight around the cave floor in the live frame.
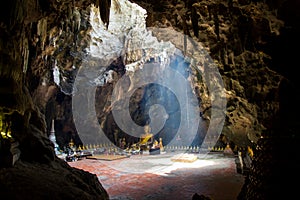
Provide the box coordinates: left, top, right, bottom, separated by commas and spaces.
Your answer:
69, 151, 245, 200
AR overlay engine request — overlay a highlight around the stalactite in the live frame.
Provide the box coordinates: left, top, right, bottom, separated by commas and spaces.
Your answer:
73, 7, 81, 33
37, 18, 47, 51
191, 5, 199, 38
213, 6, 220, 41
22, 37, 29, 73
180, 14, 190, 56
95, 0, 111, 29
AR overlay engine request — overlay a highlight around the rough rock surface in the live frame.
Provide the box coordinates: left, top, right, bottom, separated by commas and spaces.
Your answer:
0, 158, 108, 200
0, 0, 110, 199
0, 0, 300, 199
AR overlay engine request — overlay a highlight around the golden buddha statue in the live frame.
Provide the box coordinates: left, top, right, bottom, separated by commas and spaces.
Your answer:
69, 138, 74, 149
139, 125, 153, 145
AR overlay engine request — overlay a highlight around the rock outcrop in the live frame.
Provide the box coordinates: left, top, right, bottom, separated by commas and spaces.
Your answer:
0, 0, 110, 199
1, 0, 299, 199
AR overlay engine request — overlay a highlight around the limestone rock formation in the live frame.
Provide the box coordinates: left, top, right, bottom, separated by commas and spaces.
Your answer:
0, 0, 111, 199
1, 0, 299, 199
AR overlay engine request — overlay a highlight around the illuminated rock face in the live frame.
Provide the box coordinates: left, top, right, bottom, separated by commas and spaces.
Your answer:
84, 0, 287, 151
0, 0, 299, 199
81, 1, 208, 147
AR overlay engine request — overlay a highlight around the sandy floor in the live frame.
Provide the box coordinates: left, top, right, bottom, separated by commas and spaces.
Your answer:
69, 152, 245, 200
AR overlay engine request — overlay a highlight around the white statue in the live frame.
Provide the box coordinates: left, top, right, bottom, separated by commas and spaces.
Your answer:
49, 119, 60, 155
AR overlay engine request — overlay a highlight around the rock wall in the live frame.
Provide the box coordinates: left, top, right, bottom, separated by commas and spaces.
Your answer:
0, 0, 299, 199
0, 0, 110, 199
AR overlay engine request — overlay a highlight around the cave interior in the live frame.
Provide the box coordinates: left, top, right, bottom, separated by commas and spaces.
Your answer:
0, 0, 300, 199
